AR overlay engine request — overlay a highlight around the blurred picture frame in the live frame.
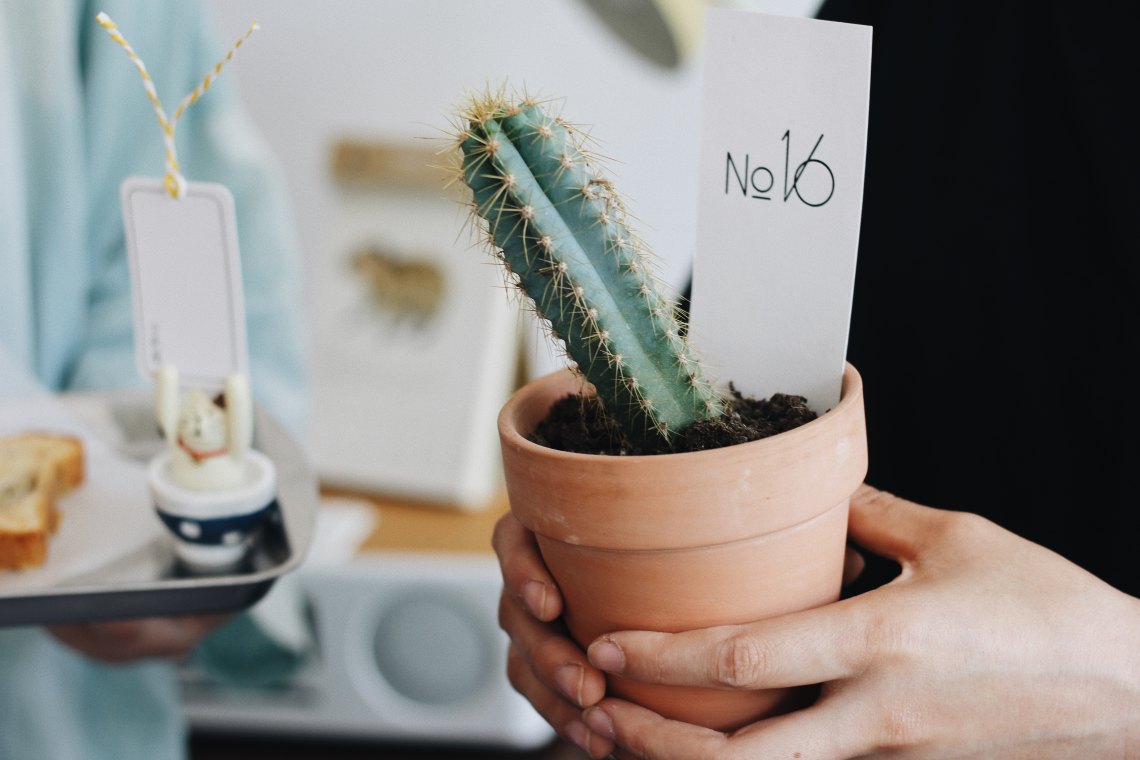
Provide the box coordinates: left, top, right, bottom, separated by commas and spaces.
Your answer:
309, 139, 519, 510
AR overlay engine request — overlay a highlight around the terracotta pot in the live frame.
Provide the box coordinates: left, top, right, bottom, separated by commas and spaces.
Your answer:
498, 363, 868, 731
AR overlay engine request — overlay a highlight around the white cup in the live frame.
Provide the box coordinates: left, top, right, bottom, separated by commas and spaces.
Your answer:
148, 449, 278, 572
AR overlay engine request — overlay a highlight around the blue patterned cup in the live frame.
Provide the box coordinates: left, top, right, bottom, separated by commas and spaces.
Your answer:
148, 449, 277, 572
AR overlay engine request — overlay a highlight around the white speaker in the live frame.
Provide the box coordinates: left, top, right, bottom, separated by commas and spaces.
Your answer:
181, 552, 554, 750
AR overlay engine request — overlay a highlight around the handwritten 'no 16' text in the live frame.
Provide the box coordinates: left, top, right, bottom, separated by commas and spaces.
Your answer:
725, 131, 835, 207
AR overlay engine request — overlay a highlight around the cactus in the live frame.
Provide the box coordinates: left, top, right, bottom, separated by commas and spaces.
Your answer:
455, 91, 724, 449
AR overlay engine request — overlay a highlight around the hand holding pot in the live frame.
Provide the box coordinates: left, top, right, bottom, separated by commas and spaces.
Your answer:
493, 512, 613, 758
578, 485, 1140, 759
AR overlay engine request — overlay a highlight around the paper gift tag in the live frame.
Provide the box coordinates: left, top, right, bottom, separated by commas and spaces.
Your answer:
120, 177, 248, 391
688, 9, 872, 412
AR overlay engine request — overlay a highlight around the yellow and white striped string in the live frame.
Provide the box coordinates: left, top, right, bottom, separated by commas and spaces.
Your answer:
95, 12, 259, 199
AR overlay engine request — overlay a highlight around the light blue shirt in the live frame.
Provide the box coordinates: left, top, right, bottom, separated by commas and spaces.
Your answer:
1, 1, 308, 757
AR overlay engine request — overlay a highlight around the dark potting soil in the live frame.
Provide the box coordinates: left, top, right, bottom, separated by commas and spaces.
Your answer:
529, 387, 818, 456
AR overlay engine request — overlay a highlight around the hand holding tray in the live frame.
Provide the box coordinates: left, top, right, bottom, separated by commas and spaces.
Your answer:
0, 388, 317, 627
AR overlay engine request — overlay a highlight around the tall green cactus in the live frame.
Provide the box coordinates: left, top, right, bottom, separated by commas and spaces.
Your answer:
456, 92, 724, 449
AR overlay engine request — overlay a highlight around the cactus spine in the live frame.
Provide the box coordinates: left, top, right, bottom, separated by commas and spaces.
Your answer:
456, 92, 724, 449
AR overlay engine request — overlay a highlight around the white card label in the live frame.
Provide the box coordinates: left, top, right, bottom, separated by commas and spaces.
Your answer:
120, 177, 248, 391
689, 9, 872, 412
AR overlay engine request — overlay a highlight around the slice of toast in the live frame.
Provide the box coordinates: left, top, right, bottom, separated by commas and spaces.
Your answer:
0, 433, 85, 570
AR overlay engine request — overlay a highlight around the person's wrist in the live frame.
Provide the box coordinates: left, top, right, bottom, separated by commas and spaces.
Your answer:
1123, 594, 1140, 746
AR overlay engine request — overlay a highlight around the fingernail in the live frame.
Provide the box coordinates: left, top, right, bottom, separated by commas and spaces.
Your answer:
564, 719, 592, 753
521, 580, 548, 619
587, 638, 625, 673
555, 664, 585, 706
583, 706, 615, 741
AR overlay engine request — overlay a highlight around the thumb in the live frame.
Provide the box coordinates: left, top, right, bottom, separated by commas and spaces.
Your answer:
847, 483, 944, 563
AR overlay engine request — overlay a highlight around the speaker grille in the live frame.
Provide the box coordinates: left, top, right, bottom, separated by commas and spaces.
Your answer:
371, 593, 493, 705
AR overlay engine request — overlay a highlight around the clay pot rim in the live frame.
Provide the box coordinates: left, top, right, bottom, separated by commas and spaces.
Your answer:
499, 362, 867, 551
499, 362, 863, 462
534, 497, 848, 556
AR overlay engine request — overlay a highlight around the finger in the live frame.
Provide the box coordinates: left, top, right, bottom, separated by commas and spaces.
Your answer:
847, 483, 942, 562
842, 546, 865, 586
507, 644, 614, 759
583, 699, 733, 760
492, 513, 563, 622
48, 614, 230, 663
727, 690, 874, 759
498, 591, 606, 709
589, 598, 877, 690
587, 694, 867, 760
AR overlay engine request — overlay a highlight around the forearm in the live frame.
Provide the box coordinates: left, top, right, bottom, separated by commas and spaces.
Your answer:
1108, 592, 1140, 753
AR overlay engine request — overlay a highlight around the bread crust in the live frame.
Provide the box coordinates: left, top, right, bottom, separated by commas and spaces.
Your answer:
0, 433, 85, 570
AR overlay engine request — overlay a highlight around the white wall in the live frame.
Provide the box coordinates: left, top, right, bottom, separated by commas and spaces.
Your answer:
205, 0, 821, 296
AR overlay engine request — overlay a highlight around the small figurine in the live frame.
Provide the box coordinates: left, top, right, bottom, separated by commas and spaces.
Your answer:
147, 364, 277, 572
156, 365, 252, 491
